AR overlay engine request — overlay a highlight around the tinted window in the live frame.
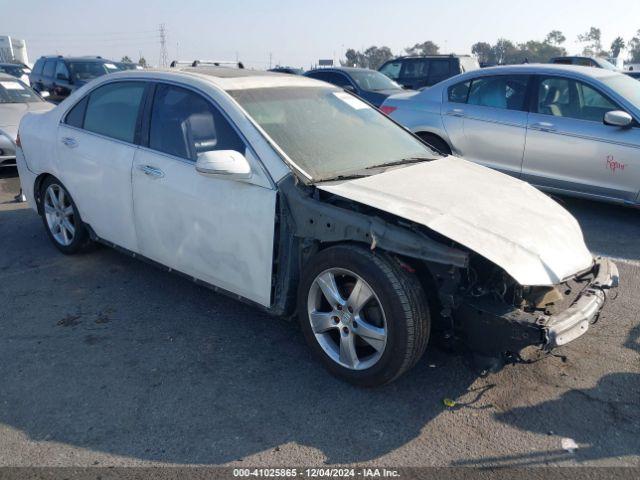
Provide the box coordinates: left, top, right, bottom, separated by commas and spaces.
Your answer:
428, 60, 451, 84
149, 84, 244, 161
468, 75, 528, 110
537, 77, 619, 122
349, 70, 401, 91
55, 61, 70, 79
399, 59, 429, 80
448, 81, 471, 103
42, 60, 55, 78
308, 71, 352, 88
64, 96, 89, 128
68, 62, 112, 81
33, 59, 44, 75
83, 82, 145, 142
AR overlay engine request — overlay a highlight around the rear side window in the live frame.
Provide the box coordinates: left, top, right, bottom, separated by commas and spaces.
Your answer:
448, 81, 471, 103
149, 84, 244, 161
32, 60, 44, 75
42, 61, 55, 78
55, 61, 70, 80
467, 75, 528, 111
428, 59, 451, 84
83, 82, 146, 142
399, 59, 429, 80
64, 96, 89, 128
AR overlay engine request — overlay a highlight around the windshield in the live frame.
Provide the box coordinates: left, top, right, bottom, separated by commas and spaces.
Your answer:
602, 74, 640, 109
0, 65, 25, 78
68, 61, 118, 81
0, 79, 42, 103
597, 58, 619, 71
228, 86, 437, 181
349, 70, 402, 91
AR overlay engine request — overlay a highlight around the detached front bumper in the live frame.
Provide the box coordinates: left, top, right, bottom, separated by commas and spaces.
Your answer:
454, 257, 619, 356
543, 257, 619, 349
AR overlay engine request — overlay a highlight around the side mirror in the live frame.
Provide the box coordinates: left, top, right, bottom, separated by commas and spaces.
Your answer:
604, 110, 633, 128
195, 150, 252, 180
39, 90, 50, 98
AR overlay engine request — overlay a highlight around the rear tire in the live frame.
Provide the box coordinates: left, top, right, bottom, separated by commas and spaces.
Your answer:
40, 177, 90, 254
298, 245, 430, 387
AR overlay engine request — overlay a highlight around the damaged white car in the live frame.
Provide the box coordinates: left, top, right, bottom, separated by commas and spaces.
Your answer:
16, 68, 618, 386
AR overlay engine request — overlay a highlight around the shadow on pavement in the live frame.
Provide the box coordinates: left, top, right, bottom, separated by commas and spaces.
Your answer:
0, 202, 480, 464
452, 323, 640, 467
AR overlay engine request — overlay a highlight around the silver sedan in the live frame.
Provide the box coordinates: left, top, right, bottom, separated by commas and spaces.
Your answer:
381, 64, 640, 206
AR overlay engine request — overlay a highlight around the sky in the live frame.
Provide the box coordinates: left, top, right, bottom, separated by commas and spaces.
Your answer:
2, 0, 640, 68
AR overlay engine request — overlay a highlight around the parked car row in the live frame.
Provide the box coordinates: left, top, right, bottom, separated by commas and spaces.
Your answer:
381, 64, 640, 206
14, 66, 619, 386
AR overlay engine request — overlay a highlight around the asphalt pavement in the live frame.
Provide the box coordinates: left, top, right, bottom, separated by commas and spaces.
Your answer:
0, 167, 638, 467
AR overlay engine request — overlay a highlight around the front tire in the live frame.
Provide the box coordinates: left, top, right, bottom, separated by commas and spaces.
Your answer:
40, 177, 89, 254
298, 245, 430, 386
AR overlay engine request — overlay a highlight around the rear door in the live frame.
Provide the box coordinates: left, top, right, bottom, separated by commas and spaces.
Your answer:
444, 74, 530, 177
131, 83, 277, 306
56, 80, 147, 251
522, 75, 640, 203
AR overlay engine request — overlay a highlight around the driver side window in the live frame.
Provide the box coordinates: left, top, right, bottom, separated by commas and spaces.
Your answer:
149, 84, 245, 161
536, 77, 619, 122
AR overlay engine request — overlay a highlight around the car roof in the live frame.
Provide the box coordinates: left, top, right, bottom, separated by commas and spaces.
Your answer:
465, 63, 620, 80
99, 66, 328, 91
38, 56, 113, 63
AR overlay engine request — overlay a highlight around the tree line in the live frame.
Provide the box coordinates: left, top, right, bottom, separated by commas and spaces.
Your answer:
343, 28, 640, 70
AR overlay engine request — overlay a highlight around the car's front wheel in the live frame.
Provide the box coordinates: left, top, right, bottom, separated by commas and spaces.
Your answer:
298, 245, 430, 386
40, 177, 89, 254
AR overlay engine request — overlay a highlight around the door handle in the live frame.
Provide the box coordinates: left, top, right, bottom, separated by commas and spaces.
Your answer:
531, 122, 557, 132
61, 136, 78, 148
446, 108, 465, 117
138, 165, 165, 178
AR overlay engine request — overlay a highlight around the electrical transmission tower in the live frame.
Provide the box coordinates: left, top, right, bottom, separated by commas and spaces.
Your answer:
159, 23, 168, 68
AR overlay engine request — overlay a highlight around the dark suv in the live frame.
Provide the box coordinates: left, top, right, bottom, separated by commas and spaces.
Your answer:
29, 56, 120, 101
378, 54, 479, 90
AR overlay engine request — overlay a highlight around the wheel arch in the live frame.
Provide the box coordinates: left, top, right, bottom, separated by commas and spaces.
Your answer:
33, 172, 56, 215
414, 130, 453, 155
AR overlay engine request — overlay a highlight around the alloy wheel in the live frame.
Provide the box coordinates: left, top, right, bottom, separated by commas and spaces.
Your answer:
307, 268, 387, 370
43, 184, 76, 247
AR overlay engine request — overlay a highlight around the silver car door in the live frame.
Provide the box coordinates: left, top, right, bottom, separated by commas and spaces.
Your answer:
522, 75, 640, 204
456, 75, 530, 177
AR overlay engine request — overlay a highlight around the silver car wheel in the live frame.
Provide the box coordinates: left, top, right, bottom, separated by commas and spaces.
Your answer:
307, 268, 387, 370
43, 184, 76, 247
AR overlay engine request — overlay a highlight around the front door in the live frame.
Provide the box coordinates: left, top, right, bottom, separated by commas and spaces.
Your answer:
132, 83, 277, 307
522, 75, 640, 203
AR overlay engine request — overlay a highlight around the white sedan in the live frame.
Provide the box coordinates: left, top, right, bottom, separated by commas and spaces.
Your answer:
16, 68, 618, 386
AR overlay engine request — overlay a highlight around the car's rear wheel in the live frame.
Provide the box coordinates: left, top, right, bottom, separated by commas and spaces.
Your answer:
416, 132, 452, 156
298, 245, 430, 386
40, 177, 89, 254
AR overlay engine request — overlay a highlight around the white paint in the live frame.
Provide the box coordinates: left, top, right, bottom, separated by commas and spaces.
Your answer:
318, 157, 595, 287
333, 91, 370, 110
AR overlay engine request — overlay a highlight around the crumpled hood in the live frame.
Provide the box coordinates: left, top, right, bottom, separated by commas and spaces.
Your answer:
317, 157, 594, 286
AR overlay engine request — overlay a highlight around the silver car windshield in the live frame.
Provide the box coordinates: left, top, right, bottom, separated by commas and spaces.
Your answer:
601, 74, 640, 110
0, 79, 42, 104
227, 86, 437, 181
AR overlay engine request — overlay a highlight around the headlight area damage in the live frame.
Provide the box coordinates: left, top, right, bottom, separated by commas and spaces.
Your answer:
275, 175, 619, 363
